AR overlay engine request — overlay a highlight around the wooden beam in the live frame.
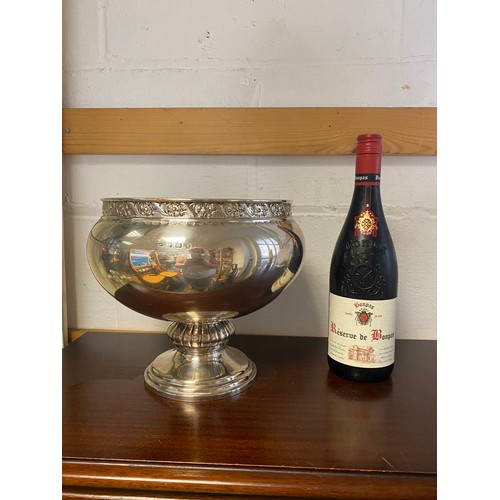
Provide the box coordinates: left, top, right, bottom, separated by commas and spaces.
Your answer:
62, 107, 436, 155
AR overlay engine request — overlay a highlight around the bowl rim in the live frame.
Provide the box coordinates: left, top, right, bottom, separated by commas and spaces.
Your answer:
99, 198, 295, 219
101, 197, 292, 204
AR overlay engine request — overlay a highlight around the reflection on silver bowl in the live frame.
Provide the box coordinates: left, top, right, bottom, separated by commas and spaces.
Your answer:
87, 198, 304, 401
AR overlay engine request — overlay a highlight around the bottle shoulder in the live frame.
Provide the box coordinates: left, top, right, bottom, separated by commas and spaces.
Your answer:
330, 184, 397, 299
330, 227, 397, 299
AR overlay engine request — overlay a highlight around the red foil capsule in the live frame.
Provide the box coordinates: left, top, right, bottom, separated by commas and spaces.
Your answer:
355, 133, 382, 177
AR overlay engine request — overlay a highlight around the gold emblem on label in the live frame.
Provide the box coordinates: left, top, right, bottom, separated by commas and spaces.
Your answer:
354, 209, 378, 236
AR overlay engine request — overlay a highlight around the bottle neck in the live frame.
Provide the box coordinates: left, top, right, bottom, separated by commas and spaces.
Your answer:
351, 153, 383, 216
355, 153, 381, 187
348, 182, 383, 238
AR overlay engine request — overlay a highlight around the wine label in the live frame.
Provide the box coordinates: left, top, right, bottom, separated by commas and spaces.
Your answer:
328, 293, 396, 368
355, 173, 380, 185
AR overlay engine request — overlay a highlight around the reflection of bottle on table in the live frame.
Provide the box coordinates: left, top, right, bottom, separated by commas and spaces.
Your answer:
175, 247, 219, 291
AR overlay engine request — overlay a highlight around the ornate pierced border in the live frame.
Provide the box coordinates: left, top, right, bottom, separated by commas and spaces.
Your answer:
101, 199, 292, 219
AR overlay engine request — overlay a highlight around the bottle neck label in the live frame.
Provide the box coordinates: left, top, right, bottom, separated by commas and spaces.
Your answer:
328, 293, 396, 368
355, 173, 380, 186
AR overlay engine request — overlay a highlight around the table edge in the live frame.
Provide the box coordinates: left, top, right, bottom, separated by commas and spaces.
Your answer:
63, 458, 437, 500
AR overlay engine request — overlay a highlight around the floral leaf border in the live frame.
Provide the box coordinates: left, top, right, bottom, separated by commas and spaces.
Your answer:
102, 200, 292, 219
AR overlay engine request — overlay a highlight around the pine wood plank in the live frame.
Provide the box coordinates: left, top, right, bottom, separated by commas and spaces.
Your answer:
62, 107, 436, 155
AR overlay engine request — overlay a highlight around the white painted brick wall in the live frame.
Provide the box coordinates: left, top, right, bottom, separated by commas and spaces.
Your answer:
62, 0, 437, 340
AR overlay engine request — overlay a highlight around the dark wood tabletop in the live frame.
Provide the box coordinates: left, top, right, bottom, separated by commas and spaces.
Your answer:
62, 332, 437, 499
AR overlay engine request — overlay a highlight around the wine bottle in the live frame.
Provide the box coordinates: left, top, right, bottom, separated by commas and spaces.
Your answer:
328, 134, 398, 382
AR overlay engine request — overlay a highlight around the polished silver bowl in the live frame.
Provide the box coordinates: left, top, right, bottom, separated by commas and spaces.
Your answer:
87, 198, 304, 400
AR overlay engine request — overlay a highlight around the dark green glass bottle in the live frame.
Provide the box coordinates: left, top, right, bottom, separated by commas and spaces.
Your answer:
328, 134, 398, 382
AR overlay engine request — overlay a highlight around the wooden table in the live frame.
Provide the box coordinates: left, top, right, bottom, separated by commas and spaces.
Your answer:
62, 333, 436, 499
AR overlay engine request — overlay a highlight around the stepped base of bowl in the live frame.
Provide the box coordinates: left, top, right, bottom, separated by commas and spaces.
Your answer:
144, 346, 257, 401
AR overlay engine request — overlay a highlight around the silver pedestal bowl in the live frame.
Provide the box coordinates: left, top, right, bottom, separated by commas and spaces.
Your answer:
87, 198, 304, 401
